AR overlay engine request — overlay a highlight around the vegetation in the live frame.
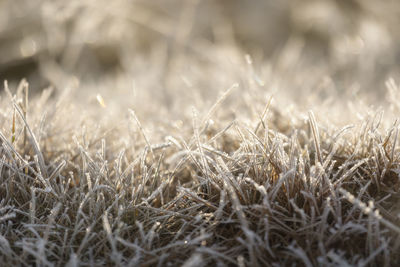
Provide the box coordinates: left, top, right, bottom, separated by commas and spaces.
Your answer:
0, 0, 400, 266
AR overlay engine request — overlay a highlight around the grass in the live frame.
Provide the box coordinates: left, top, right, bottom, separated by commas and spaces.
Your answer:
1, 1, 400, 266
1, 69, 400, 266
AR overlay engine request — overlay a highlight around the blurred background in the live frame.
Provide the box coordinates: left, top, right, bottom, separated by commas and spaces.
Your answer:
1, 0, 399, 101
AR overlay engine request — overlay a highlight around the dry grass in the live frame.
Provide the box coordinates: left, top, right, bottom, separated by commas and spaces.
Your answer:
1, 0, 400, 266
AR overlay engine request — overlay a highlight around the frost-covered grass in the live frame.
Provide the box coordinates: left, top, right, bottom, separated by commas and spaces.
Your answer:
1, 64, 400, 266
1, 1, 400, 266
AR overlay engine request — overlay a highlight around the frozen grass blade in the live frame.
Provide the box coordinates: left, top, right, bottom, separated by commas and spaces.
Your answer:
14, 103, 48, 177
309, 110, 322, 164
200, 83, 238, 131
129, 109, 155, 160
339, 189, 400, 234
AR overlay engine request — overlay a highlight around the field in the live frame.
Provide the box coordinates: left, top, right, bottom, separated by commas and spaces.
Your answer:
1, 0, 400, 266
